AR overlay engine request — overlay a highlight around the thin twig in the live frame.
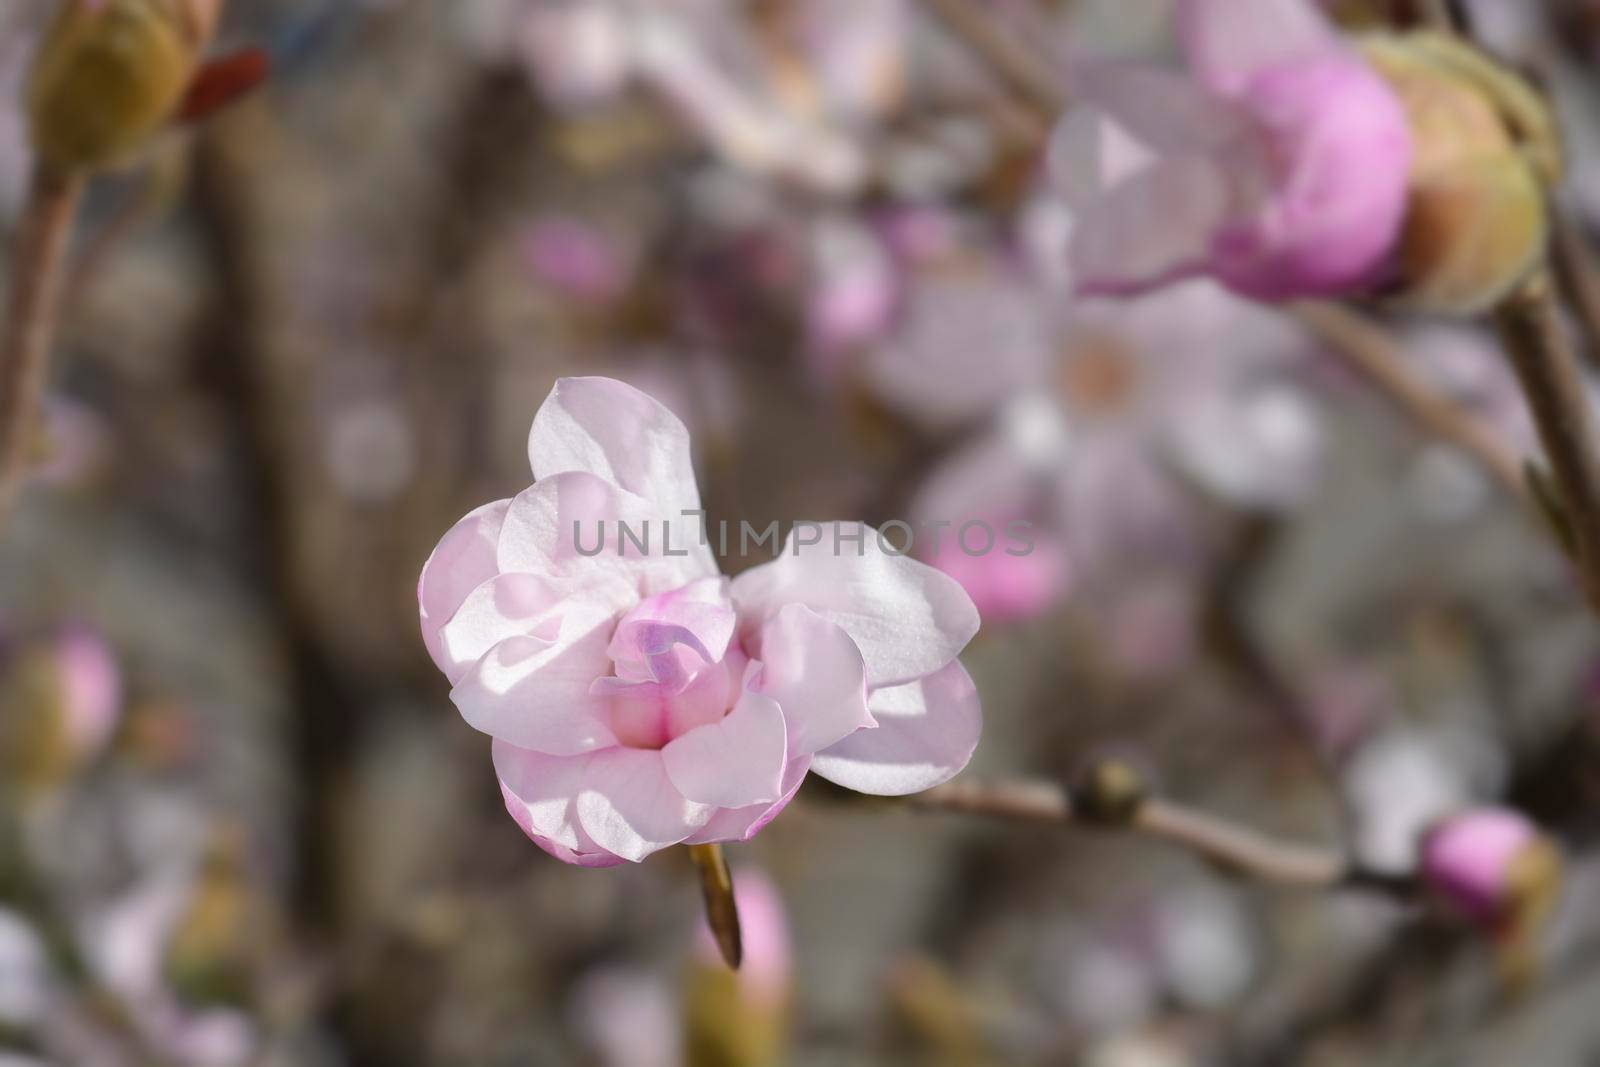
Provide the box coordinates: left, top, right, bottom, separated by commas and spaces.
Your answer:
1494, 271, 1600, 614
917, 0, 1068, 115
908, 777, 1387, 890
1292, 301, 1530, 502
1552, 213, 1600, 370
0, 165, 83, 529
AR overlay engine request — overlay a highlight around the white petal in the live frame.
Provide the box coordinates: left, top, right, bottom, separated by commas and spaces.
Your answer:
498, 473, 717, 597
810, 660, 981, 796
492, 740, 592, 850
1177, 0, 1339, 95
450, 620, 619, 754
436, 573, 564, 685
418, 499, 510, 676
755, 605, 874, 756
661, 686, 788, 807
731, 523, 979, 688
576, 747, 714, 861
685, 756, 813, 845
530, 376, 705, 517
1070, 154, 1235, 297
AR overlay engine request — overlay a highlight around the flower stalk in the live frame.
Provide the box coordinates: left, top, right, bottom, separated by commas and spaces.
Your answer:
0, 165, 84, 527
689, 843, 743, 971
1493, 271, 1600, 613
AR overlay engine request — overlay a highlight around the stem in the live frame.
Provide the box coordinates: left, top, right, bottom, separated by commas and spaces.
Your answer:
1291, 301, 1529, 502
688, 843, 742, 970
916, 0, 1068, 115
0, 165, 83, 529
909, 777, 1396, 890
1553, 214, 1600, 371
1494, 272, 1600, 614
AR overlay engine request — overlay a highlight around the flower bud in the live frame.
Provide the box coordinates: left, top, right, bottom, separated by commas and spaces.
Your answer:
26, 0, 221, 173
0, 624, 122, 792
1420, 807, 1560, 931
1421, 807, 1563, 987
1362, 33, 1557, 315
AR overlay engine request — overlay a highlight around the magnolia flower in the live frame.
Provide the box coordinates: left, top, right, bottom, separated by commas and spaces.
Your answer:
418, 377, 981, 865
899, 278, 1320, 630
1057, 0, 1413, 300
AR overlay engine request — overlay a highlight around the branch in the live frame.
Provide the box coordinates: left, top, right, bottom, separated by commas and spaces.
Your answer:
1291, 301, 1530, 502
0, 165, 83, 529
1494, 272, 1600, 614
916, 0, 1068, 116
906, 771, 1401, 891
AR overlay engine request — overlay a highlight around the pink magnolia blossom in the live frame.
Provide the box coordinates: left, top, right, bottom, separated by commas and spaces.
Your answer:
419, 377, 981, 865
1057, 0, 1413, 300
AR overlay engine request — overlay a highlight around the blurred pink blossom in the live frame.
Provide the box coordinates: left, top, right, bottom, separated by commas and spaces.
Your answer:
1056, 0, 1413, 300
523, 215, 635, 305
419, 377, 981, 865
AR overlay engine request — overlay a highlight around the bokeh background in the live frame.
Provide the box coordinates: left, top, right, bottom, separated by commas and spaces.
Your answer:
5, 0, 1600, 1064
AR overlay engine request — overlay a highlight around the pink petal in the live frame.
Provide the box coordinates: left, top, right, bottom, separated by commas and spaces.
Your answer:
418, 499, 511, 676
501, 765, 627, 868
492, 740, 593, 851
575, 747, 714, 862
1071, 154, 1236, 297
686, 756, 813, 845
1177, 0, 1339, 96
435, 573, 564, 685
529, 376, 705, 518
607, 578, 736, 685
810, 660, 981, 796
661, 684, 788, 807
731, 523, 979, 688
754, 604, 874, 756
1207, 53, 1413, 299
497, 472, 717, 597
449, 618, 620, 754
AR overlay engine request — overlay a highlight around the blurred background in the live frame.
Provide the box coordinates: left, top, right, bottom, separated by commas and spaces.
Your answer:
4, 0, 1600, 1063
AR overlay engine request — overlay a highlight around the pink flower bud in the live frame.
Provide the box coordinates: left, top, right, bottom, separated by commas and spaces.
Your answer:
1420, 808, 1560, 929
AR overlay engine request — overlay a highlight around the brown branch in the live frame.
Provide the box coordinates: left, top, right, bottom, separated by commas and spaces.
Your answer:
916, 0, 1068, 116
1553, 213, 1600, 370
907, 776, 1392, 890
1494, 272, 1600, 614
1291, 301, 1530, 502
0, 165, 83, 529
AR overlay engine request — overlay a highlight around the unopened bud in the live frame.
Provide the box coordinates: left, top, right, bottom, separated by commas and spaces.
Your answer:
1073, 757, 1150, 825
27, 0, 221, 173
0, 624, 121, 792
1421, 807, 1560, 929
1362, 33, 1557, 315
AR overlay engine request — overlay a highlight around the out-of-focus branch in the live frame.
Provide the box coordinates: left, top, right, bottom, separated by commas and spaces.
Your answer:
1494, 272, 1600, 614
1553, 211, 1600, 370
0, 166, 83, 529
1292, 302, 1530, 502
916, 0, 1068, 116
906, 771, 1398, 891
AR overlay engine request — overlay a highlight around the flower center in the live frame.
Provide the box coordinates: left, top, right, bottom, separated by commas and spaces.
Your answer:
592, 583, 744, 750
